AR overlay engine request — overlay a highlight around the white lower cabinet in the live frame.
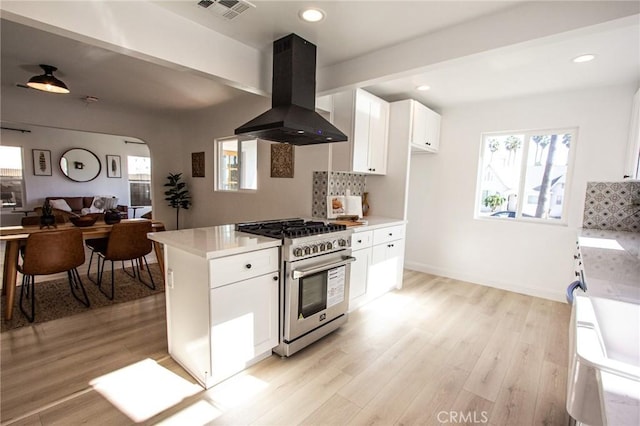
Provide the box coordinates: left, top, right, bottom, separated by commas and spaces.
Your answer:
349, 246, 371, 310
165, 246, 279, 389
210, 273, 278, 385
349, 224, 405, 311
369, 238, 405, 298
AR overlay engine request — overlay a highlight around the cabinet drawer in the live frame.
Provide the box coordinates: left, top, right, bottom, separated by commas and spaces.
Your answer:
210, 247, 279, 289
373, 225, 405, 245
351, 230, 373, 250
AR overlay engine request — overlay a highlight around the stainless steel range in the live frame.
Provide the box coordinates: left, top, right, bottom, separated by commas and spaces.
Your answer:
236, 219, 354, 356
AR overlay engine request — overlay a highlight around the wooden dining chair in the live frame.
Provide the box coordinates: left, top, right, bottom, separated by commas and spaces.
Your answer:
17, 229, 90, 322
86, 221, 155, 300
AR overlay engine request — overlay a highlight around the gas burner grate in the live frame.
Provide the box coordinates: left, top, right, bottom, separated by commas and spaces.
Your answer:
237, 219, 346, 239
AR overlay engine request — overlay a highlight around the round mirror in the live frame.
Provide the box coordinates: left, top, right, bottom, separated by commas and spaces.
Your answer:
59, 148, 102, 182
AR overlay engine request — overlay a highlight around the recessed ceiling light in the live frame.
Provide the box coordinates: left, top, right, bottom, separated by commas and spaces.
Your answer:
573, 54, 596, 63
416, 85, 431, 91
299, 8, 325, 23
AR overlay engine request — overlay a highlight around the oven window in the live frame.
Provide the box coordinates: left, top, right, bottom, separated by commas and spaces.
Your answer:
299, 271, 327, 318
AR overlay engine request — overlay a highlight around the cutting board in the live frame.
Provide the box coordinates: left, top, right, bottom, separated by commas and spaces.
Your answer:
331, 220, 365, 227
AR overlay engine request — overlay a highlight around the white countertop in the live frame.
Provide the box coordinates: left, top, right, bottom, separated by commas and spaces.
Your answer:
578, 229, 640, 304
329, 215, 407, 232
148, 224, 281, 259
577, 229, 640, 425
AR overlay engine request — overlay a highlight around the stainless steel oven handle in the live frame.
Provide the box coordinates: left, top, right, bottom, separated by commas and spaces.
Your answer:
291, 256, 356, 280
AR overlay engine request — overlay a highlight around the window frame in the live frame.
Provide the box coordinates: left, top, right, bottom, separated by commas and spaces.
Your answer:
214, 136, 258, 193
0, 145, 26, 210
474, 127, 578, 225
127, 155, 152, 207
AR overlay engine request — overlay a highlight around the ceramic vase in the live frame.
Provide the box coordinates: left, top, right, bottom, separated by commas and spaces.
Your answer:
104, 210, 121, 225
362, 192, 370, 217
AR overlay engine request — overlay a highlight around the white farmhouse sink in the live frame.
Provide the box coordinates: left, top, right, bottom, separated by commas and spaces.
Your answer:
567, 294, 640, 426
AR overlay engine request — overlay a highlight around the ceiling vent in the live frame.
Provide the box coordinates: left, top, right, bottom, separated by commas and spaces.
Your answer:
197, 0, 255, 20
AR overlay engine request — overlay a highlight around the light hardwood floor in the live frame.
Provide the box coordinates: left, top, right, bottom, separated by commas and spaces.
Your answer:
0, 270, 571, 425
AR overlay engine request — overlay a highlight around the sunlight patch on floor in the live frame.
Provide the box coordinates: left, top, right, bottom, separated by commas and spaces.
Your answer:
206, 373, 270, 410
155, 373, 269, 424
89, 358, 201, 422
155, 400, 223, 425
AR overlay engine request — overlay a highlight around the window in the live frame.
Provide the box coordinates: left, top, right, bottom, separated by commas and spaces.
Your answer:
476, 128, 577, 222
0, 146, 24, 209
215, 137, 257, 191
128, 156, 151, 206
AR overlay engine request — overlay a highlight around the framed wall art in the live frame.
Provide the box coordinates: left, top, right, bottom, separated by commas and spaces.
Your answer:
192, 152, 205, 178
32, 149, 52, 176
106, 155, 122, 178
270, 143, 294, 178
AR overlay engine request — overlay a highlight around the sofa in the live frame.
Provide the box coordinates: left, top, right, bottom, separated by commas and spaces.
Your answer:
34, 196, 128, 222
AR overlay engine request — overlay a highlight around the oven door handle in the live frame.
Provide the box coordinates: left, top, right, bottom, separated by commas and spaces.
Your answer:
291, 256, 356, 280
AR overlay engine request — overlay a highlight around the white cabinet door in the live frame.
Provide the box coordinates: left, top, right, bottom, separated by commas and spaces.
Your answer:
210, 272, 279, 385
369, 239, 404, 299
353, 89, 389, 175
411, 101, 429, 150
424, 106, 441, 152
352, 90, 372, 173
410, 100, 441, 153
349, 248, 371, 310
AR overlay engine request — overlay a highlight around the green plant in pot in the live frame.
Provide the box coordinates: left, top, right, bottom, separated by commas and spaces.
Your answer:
483, 194, 506, 212
39, 200, 56, 229
164, 172, 191, 229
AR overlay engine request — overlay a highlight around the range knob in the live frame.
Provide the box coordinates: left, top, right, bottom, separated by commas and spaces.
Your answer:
303, 246, 311, 256
293, 247, 303, 257
319, 242, 326, 251
311, 244, 319, 254
338, 239, 347, 247
326, 241, 333, 250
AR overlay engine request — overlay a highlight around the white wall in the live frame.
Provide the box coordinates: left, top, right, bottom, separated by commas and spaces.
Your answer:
1, 124, 150, 226
176, 95, 332, 227
404, 84, 636, 301
1, 86, 185, 229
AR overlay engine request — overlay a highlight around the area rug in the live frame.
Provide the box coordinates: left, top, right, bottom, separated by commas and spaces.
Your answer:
1, 264, 164, 332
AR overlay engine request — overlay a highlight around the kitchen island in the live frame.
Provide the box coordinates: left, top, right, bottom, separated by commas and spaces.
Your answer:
148, 225, 282, 389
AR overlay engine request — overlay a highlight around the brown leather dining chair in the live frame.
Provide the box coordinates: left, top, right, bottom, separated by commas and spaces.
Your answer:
86, 221, 156, 300
17, 228, 90, 322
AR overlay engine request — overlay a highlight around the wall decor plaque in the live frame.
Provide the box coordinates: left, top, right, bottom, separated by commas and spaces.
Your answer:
106, 155, 121, 178
32, 149, 52, 176
192, 152, 205, 178
270, 144, 294, 178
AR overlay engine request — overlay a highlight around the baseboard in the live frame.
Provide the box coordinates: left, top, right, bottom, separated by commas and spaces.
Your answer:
404, 260, 566, 303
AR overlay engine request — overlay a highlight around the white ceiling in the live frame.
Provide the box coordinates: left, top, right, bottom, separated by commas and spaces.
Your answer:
1, 1, 638, 114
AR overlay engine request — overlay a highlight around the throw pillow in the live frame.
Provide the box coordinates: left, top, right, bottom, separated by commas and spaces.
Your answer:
49, 199, 73, 212
89, 196, 106, 213
103, 196, 119, 210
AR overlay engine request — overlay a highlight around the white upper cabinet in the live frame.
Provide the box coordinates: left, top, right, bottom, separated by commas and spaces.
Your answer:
332, 89, 390, 175
390, 99, 441, 153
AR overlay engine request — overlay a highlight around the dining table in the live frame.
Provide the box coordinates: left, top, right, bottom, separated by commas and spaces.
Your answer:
1, 219, 165, 321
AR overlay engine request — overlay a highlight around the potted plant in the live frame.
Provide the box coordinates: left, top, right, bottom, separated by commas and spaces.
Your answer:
39, 200, 56, 229
483, 194, 506, 212
164, 172, 191, 229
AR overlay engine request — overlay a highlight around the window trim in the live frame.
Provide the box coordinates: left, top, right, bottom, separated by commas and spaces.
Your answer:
214, 136, 258, 193
0, 145, 26, 210
127, 155, 152, 207
474, 127, 578, 225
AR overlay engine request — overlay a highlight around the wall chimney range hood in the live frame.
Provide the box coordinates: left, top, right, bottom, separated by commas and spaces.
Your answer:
234, 34, 347, 145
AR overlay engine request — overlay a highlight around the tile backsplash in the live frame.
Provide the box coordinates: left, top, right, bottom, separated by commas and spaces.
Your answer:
583, 181, 640, 231
312, 171, 367, 218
